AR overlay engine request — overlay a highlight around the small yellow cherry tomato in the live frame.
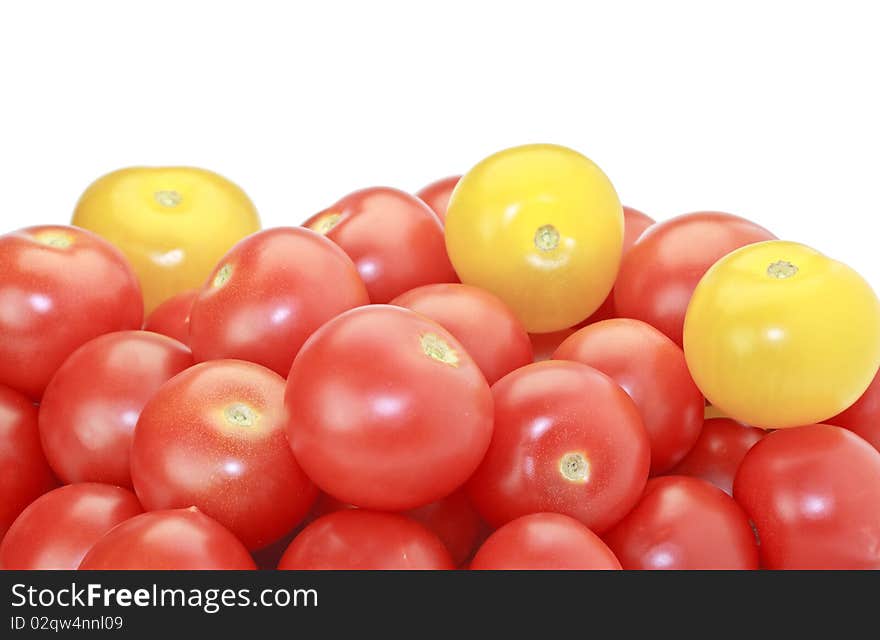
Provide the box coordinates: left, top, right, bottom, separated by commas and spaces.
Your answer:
444, 144, 623, 333
684, 240, 880, 429
72, 167, 260, 312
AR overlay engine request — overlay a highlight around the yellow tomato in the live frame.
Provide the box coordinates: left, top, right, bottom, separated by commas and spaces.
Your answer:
444, 144, 623, 333
684, 240, 880, 429
72, 167, 260, 312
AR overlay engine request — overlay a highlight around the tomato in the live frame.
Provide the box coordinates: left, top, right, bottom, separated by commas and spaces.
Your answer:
277, 510, 453, 570
470, 513, 621, 570
72, 166, 261, 313
0, 483, 142, 570
603, 476, 759, 569
0, 386, 56, 539
554, 319, 703, 474
615, 211, 776, 346
467, 360, 650, 533
303, 187, 457, 303
0, 225, 143, 399
685, 241, 880, 428
144, 289, 197, 345
286, 305, 493, 511
189, 227, 369, 376
390, 283, 532, 384
828, 370, 880, 452
79, 507, 256, 570
668, 418, 765, 495
445, 144, 624, 333
131, 360, 317, 550
39, 330, 193, 487
734, 424, 880, 569
416, 175, 461, 222
529, 328, 576, 362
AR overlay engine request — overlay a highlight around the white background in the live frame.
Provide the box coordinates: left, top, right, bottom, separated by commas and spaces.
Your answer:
1, 1, 877, 286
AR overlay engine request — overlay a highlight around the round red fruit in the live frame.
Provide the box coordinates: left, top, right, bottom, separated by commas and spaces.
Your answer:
416, 175, 461, 222
827, 369, 880, 452
144, 289, 197, 345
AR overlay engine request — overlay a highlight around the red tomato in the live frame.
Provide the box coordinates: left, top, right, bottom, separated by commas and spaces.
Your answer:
79, 507, 256, 570
0, 225, 143, 399
415, 175, 461, 222
391, 283, 532, 384
131, 360, 317, 550
828, 369, 880, 452
39, 331, 193, 487
554, 318, 704, 473
467, 360, 650, 533
603, 476, 759, 569
0, 483, 142, 570
614, 212, 776, 346
734, 424, 880, 569
0, 386, 56, 539
143, 289, 197, 345
189, 227, 368, 377
303, 187, 458, 303
471, 512, 621, 570
529, 328, 576, 362
286, 305, 493, 511
277, 510, 454, 570
668, 417, 765, 495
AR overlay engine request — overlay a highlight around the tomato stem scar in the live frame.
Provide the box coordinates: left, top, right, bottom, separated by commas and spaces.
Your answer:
766, 260, 798, 279
311, 212, 342, 235
33, 231, 73, 249
559, 452, 590, 482
213, 264, 233, 288
420, 333, 460, 367
224, 403, 257, 427
534, 224, 560, 251
154, 190, 182, 207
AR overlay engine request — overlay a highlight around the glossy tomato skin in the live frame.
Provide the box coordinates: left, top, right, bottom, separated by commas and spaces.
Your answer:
39, 331, 193, 487
131, 360, 317, 550
72, 167, 261, 313
0, 225, 143, 399
734, 424, 880, 569
828, 370, 880, 452
614, 212, 775, 346
446, 144, 624, 333
144, 289, 197, 345
467, 360, 650, 533
415, 175, 461, 222
471, 513, 621, 570
79, 508, 256, 570
603, 476, 759, 569
684, 241, 880, 428
286, 305, 493, 511
278, 510, 454, 570
391, 283, 532, 384
668, 418, 765, 495
189, 227, 369, 376
0, 483, 142, 570
304, 187, 457, 303
0, 386, 56, 539
554, 319, 704, 474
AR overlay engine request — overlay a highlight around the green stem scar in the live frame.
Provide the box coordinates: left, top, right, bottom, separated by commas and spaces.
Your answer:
213, 264, 233, 288
224, 403, 257, 427
534, 224, 560, 251
559, 452, 590, 483
312, 213, 342, 235
34, 231, 73, 249
767, 260, 798, 279
154, 190, 182, 207
420, 333, 460, 367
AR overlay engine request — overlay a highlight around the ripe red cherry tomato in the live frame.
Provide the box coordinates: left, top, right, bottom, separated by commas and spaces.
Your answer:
0, 483, 142, 570
614, 212, 775, 346
0, 386, 56, 539
467, 360, 650, 533
143, 289, 197, 345
554, 319, 704, 473
277, 510, 454, 570
303, 187, 458, 303
828, 370, 880, 452
734, 424, 880, 569
286, 305, 493, 511
189, 227, 369, 376
131, 360, 317, 550
471, 513, 621, 570
391, 283, 532, 384
669, 417, 765, 495
79, 507, 256, 570
39, 331, 193, 487
415, 175, 461, 222
0, 225, 143, 399
603, 476, 759, 569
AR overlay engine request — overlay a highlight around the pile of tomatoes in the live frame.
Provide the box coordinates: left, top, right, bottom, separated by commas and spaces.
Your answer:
1, 144, 879, 570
